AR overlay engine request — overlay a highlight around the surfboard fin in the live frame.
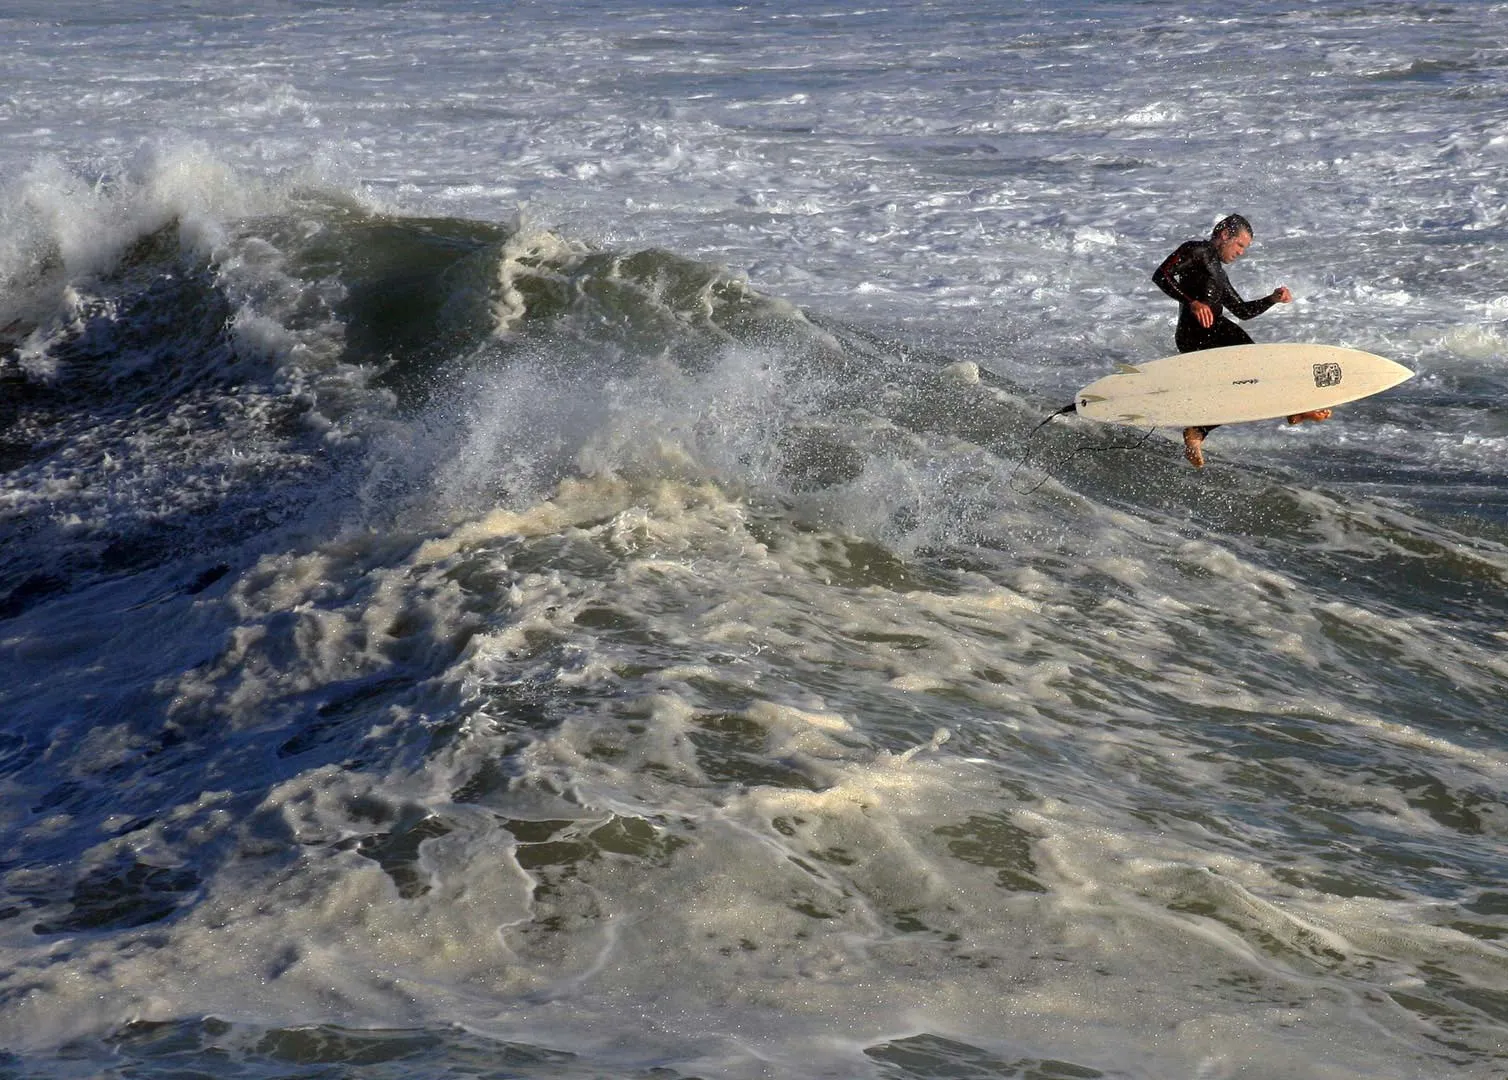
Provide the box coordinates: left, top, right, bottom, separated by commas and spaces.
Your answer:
1114, 363, 1142, 374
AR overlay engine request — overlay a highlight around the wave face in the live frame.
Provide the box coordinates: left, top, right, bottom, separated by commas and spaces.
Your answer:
2, 3, 1507, 1078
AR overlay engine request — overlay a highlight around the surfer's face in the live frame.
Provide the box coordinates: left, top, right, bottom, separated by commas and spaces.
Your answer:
1214, 229, 1252, 263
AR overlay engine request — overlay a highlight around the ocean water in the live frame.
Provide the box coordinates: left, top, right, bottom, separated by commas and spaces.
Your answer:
1, 2, 1507, 1077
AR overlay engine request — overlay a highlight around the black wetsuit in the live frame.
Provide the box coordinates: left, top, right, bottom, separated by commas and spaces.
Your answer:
1152, 238, 1278, 354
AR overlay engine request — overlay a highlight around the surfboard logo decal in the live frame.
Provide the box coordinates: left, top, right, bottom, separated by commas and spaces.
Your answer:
1313, 362, 1343, 388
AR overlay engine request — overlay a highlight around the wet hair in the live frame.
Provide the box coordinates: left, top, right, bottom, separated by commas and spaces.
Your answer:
1212, 213, 1253, 239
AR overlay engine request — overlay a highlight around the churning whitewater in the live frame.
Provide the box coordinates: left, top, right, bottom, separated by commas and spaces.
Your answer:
2, 2, 1507, 1078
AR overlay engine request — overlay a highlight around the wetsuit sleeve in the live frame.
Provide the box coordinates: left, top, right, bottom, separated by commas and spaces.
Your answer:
1151, 243, 1198, 305
1222, 284, 1278, 321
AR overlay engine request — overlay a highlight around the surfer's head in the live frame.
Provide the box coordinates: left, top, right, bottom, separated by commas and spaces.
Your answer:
1211, 213, 1253, 263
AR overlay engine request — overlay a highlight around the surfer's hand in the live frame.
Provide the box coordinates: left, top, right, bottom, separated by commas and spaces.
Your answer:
1271, 286, 1293, 303
1190, 300, 1214, 328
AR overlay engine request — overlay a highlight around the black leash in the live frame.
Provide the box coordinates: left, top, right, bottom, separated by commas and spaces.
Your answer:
1008, 401, 1159, 495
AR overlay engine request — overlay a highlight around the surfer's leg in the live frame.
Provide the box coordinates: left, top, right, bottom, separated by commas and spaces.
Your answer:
1286, 409, 1333, 424
1178, 318, 1252, 354
1183, 425, 1211, 468
1207, 319, 1255, 350
1173, 319, 1240, 468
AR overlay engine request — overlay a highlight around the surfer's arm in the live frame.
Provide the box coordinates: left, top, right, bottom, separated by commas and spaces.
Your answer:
1223, 285, 1286, 320
1153, 242, 1218, 328
1151, 246, 1195, 306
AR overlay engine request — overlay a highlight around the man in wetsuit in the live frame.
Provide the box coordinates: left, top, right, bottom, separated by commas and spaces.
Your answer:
1152, 213, 1326, 467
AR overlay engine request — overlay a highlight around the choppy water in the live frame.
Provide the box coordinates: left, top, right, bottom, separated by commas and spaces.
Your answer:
2, 3, 1507, 1078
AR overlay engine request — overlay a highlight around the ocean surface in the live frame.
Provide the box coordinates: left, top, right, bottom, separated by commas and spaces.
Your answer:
2, 2, 1507, 1077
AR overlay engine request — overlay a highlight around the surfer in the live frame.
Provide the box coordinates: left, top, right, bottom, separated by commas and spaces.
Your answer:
1152, 214, 1326, 467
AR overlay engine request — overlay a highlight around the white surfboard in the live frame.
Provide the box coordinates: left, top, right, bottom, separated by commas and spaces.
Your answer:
1074, 344, 1415, 427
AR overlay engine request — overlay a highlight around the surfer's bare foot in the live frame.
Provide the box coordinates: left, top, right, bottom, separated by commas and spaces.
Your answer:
1286, 409, 1333, 425
1182, 426, 1206, 468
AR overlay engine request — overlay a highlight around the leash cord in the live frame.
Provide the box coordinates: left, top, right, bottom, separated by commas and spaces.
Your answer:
1008, 403, 1159, 495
